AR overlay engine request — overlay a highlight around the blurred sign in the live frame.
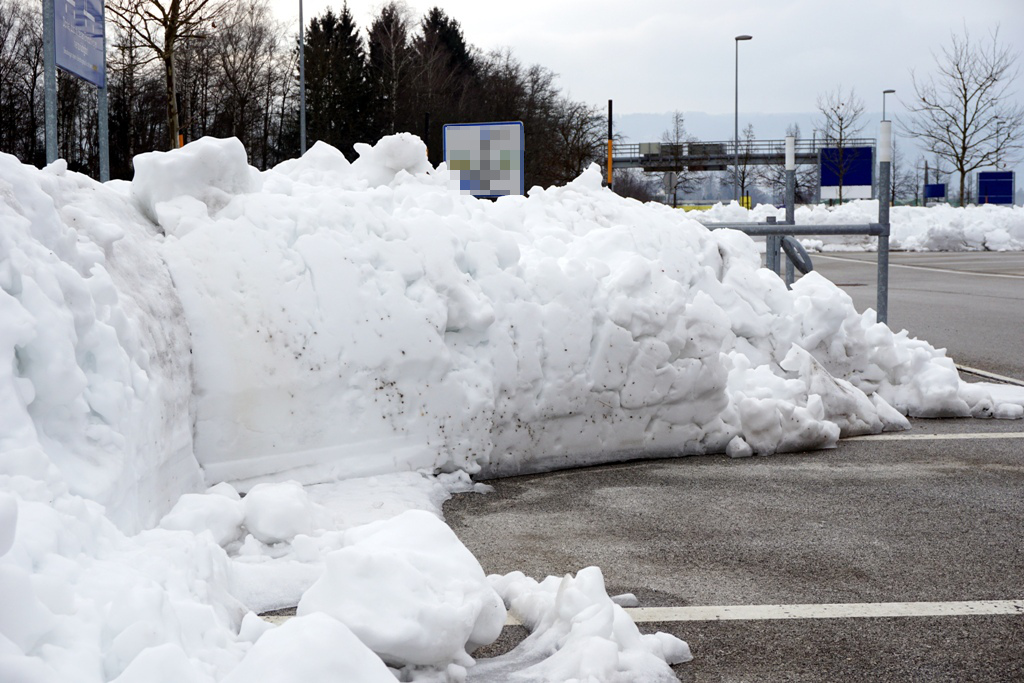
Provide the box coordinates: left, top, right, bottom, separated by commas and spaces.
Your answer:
820, 146, 874, 200
977, 171, 1014, 205
55, 0, 105, 87
924, 183, 946, 200
444, 122, 524, 197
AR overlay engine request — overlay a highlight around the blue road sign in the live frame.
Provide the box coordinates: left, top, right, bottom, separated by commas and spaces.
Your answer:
977, 171, 1014, 205
820, 147, 874, 187
55, 0, 105, 87
924, 183, 946, 200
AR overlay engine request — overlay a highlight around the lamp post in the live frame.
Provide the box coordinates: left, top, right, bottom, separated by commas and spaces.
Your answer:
882, 88, 895, 121
995, 117, 1004, 169
882, 89, 895, 206
734, 34, 752, 203
299, 0, 307, 155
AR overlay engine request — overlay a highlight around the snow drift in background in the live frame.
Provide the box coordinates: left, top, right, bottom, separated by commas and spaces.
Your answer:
698, 200, 1024, 252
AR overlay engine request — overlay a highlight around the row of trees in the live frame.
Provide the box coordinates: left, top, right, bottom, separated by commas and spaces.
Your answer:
1, 4, 1018, 205
623, 28, 1021, 208
0, 0, 606, 186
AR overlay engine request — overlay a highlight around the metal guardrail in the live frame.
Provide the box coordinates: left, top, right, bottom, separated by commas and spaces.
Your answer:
612, 133, 894, 324
701, 216, 891, 325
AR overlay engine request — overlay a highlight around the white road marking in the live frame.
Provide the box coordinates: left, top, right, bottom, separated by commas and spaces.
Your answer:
619, 600, 1024, 622
267, 599, 1024, 628
815, 254, 1024, 280
844, 432, 1024, 442
506, 600, 1024, 625
956, 364, 1024, 386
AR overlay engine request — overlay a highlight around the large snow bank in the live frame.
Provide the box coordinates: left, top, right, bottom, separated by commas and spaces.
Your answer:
145, 137, 1019, 484
2, 136, 1024, 682
698, 200, 1024, 251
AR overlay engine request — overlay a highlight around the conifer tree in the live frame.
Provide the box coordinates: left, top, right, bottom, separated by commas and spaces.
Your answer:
304, 3, 373, 159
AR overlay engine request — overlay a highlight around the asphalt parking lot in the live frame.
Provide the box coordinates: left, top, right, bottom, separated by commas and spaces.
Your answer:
446, 417, 1024, 681
446, 253, 1024, 681
812, 251, 1024, 380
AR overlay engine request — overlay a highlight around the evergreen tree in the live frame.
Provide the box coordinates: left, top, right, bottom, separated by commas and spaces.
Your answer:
304, 3, 374, 159
412, 7, 477, 164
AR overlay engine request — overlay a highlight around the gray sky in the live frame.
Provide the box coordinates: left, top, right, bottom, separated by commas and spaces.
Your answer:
272, 0, 1024, 119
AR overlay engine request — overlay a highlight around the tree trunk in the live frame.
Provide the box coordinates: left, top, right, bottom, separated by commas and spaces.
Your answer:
164, 52, 179, 149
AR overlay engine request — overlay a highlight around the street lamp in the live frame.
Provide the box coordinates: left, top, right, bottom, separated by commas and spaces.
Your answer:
734, 34, 752, 203
299, 0, 307, 155
882, 89, 895, 121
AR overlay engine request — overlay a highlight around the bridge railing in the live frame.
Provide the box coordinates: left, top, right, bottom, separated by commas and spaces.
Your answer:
612, 138, 877, 162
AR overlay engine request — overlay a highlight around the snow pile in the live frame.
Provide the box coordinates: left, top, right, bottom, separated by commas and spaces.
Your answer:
469, 567, 691, 683
2, 135, 1024, 682
147, 138, 1019, 483
298, 510, 506, 673
698, 200, 1024, 251
0, 154, 199, 532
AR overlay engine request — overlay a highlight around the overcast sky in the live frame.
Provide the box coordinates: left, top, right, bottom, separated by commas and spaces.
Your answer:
271, 0, 1024, 120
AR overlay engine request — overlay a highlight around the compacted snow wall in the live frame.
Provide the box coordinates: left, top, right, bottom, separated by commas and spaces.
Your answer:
139, 136, 1022, 489
3, 135, 1023, 521
0, 154, 201, 533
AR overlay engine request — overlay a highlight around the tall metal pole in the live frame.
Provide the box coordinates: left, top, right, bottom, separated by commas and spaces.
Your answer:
607, 99, 613, 190
785, 136, 796, 225
733, 35, 751, 204
882, 89, 895, 122
42, 0, 57, 164
299, 0, 307, 155
98, 86, 110, 181
877, 120, 892, 325
995, 117, 1003, 170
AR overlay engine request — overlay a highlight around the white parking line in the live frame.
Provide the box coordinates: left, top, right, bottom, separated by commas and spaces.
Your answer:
815, 254, 1024, 280
844, 432, 1024, 442
506, 600, 1024, 625
623, 600, 1024, 622
956, 364, 1024, 387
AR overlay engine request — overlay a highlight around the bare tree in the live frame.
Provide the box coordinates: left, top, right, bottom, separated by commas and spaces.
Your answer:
107, 0, 229, 150
0, 0, 43, 162
367, 1, 415, 137
659, 111, 702, 207
888, 138, 917, 204
901, 27, 1023, 206
612, 168, 658, 202
211, 0, 280, 155
756, 123, 816, 205
549, 96, 605, 186
725, 122, 757, 206
816, 85, 866, 203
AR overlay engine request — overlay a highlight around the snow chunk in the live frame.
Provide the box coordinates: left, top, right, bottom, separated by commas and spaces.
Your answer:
297, 509, 506, 669
351, 132, 431, 187
131, 137, 257, 228
222, 613, 395, 683
242, 481, 321, 545
475, 567, 690, 683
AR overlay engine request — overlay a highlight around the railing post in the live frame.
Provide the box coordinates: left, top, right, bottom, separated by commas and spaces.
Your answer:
785, 136, 796, 225
877, 121, 892, 325
765, 217, 782, 275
